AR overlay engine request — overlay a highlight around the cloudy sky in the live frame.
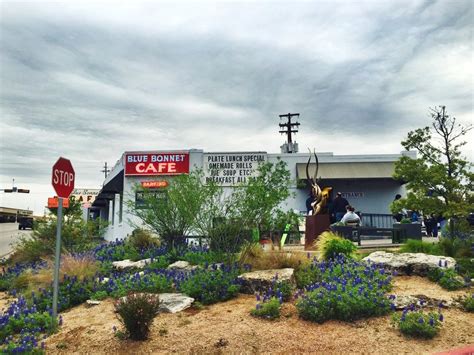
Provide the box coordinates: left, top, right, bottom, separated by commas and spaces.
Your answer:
0, 0, 472, 214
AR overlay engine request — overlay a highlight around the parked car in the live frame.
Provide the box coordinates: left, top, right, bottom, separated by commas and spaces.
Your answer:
18, 217, 33, 230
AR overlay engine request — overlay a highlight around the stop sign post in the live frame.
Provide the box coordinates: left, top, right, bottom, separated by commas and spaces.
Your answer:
51, 157, 75, 324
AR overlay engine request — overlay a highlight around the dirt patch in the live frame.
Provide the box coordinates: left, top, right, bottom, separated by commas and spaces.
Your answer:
44, 277, 474, 354
392, 276, 471, 301
0, 291, 15, 312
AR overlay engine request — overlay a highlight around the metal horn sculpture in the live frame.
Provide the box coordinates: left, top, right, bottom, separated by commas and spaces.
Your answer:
306, 149, 328, 215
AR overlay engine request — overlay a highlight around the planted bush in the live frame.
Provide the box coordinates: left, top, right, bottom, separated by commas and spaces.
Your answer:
182, 250, 226, 266
295, 257, 322, 289
0, 296, 56, 353
177, 265, 241, 305
102, 271, 174, 298
91, 290, 108, 300
115, 293, 161, 340
313, 232, 357, 261
251, 297, 281, 320
457, 293, 474, 312
392, 307, 443, 339
93, 239, 168, 262
296, 256, 392, 323
399, 240, 440, 255
427, 268, 464, 290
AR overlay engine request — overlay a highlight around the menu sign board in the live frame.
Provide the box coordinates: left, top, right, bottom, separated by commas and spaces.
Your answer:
125, 152, 189, 176
203, 152, 267, 186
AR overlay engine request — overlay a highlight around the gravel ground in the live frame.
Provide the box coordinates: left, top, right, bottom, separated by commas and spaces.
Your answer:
38, 277, 474, 354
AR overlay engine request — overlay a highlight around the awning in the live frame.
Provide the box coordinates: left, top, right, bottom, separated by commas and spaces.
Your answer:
92, 171, 124, 207
296, 162, 396, 180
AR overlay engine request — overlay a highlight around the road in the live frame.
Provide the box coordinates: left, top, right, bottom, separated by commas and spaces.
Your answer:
0, 223, 32, 258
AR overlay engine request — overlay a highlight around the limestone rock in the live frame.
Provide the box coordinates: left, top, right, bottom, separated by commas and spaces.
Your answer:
95, 277, 110, 284
159, 293, 195, 313
86, 300, 101, 306
167, 260, 199, 272
238, 268, 295, 294
120, 293, 194, 313
390, 294, 454, 310
391, 295, 418, 310
362, 251, 456, 276
112, 258, 152, 270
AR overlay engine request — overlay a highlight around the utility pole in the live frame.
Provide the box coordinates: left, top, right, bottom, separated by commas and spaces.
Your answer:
279, 113, 300, 153
101, 162, 110, 178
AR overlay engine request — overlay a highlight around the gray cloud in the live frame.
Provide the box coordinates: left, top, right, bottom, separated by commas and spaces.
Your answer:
0, 0, 472, 213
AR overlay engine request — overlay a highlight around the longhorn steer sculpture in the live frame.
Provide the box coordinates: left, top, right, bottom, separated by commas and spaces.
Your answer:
306, 149, 330, 215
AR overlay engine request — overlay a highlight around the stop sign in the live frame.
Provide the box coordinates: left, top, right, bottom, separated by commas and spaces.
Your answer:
52, 157, 75, 198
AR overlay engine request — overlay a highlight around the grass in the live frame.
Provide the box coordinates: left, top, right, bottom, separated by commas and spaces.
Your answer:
313, 231, 357, 260
238, 242, 309, 271
12, 253, 99, 294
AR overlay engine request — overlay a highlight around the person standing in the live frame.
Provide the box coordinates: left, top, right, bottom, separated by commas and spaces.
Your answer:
393, 194, 404, 222
333, 192, 349, 222
424, 215, 433, 237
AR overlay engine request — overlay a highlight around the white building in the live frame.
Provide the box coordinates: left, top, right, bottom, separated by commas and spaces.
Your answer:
92, 149, 415, 241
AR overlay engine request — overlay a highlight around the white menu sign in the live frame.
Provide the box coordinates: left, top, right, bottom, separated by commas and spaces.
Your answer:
203, 152, 267, 186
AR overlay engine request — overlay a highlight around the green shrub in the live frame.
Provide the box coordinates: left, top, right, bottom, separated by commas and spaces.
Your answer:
457, 293, 474, 312
91, 290, 108, 300
400, 218, 412, 224
314, 232, 357, 261
251, 297, 281, 319
209, 220, 253, 254
115, 293, 161, 341
108, 272, 173, 298
276, 281, 293, 302
297, 286, 390, 323
178, 267, 240, 305
182, 250, 226, 266
10, 202, 106, 263
295, 263, 322, 289
399, 240, 441, 255
437, 236, 473, 258
146, 255, 171, 270
295, 256, 392, 323
455, 258, 474, 279
427, 268, 464, 290
392, 310, 442, 339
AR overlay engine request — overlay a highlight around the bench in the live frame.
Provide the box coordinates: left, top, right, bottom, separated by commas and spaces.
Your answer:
332, 225, 416, 246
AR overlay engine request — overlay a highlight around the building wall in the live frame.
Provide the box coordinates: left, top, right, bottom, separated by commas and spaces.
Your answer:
100, 150, 411, 241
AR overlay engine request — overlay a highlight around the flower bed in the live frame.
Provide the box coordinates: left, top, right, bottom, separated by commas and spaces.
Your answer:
295, 255, 393, 323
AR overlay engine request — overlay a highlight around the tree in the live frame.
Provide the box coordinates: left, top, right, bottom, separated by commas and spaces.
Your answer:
230, 159, 295, 238
392, 106, 473, 222
11, 199, 106, 263
128, 161, 296, 252
128, 170, 221, 249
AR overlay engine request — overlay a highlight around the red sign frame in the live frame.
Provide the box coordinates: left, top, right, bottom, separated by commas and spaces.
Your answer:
125, 152, 189, 176
52, 157, 75, 198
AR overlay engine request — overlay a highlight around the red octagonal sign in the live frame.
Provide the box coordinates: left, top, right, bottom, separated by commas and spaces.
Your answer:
52, 157, 75, 198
